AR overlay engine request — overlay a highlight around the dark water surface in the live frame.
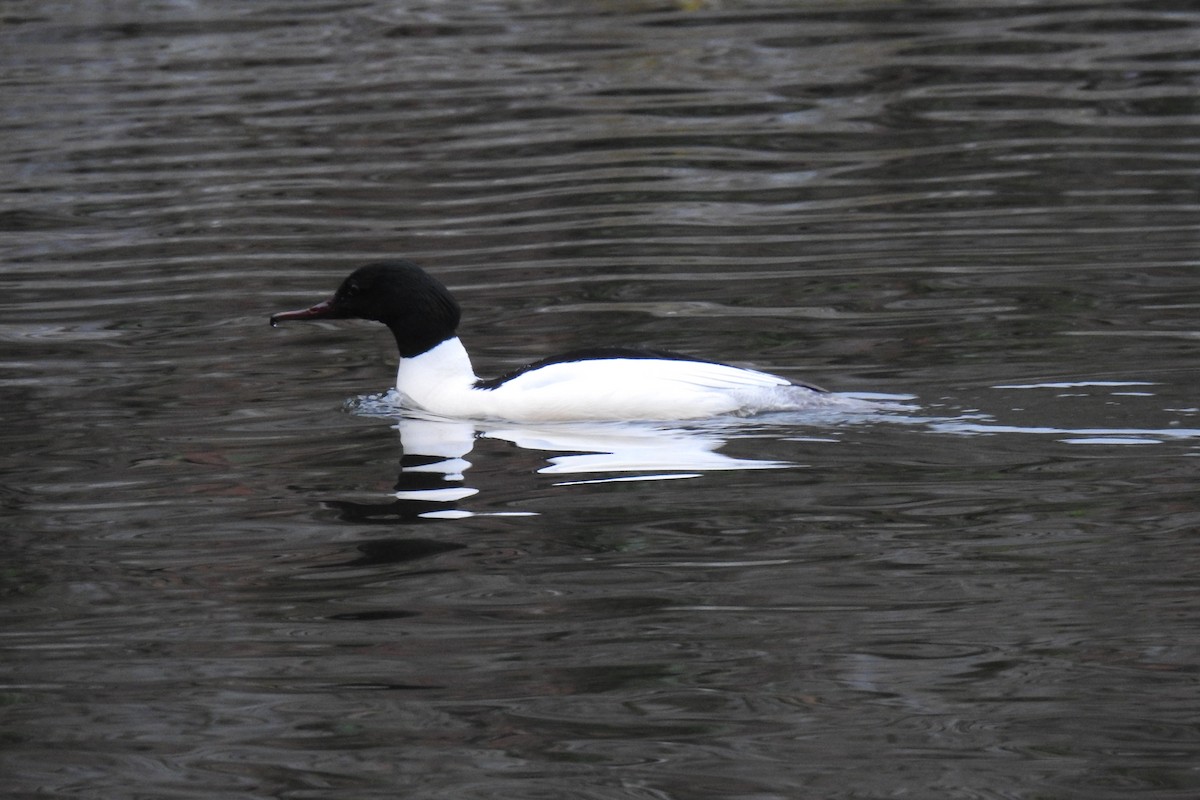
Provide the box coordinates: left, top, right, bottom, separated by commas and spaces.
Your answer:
3, 1, 1199, 798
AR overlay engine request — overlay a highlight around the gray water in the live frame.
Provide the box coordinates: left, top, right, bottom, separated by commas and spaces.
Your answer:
3, 1, 1200, 798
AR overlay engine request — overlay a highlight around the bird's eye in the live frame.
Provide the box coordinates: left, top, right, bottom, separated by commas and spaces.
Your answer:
342, 282, 360, 298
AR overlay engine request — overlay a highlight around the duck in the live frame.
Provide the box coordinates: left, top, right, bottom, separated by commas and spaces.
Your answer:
270, 260, 844, 423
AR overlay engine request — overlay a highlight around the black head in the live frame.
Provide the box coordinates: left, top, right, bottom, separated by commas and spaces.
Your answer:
270, 260, 461, 358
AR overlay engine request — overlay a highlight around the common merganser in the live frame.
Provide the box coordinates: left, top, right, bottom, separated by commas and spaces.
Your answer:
271, 260, 843, 422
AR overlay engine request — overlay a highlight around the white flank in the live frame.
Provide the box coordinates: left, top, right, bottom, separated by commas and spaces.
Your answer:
393, 337, 836, 422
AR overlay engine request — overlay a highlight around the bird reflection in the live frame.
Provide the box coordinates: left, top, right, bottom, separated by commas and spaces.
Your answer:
325, 414, 794, 523
316, 537, 467, 569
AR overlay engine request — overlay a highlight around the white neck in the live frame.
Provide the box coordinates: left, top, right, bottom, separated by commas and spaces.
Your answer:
394, 337, 484, 417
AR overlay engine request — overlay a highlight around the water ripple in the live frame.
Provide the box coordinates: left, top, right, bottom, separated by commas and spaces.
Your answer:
5, 3, 1200, 799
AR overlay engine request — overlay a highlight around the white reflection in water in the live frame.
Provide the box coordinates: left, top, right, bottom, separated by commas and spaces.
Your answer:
345, 393, 913, 520
389, 414, 792, 518
486, 421, 793, 476
344, 382, 1197, 524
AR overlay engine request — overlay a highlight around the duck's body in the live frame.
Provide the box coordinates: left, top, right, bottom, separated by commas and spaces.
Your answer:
394, 337, 831, 422
271, 260, 839, 423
